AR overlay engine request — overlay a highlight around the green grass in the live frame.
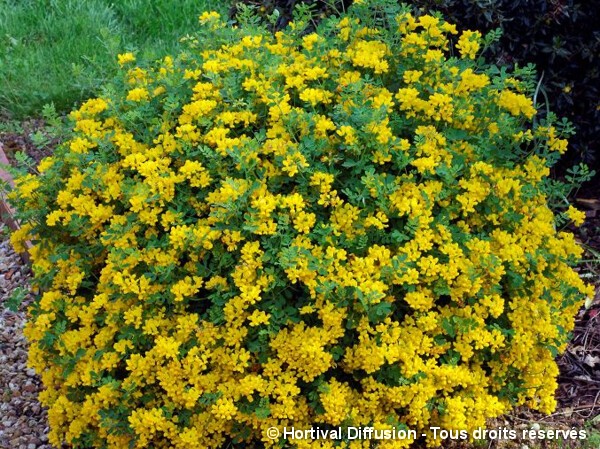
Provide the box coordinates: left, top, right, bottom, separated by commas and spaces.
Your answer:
581, 420, 600, 449
0, 0, 231, 118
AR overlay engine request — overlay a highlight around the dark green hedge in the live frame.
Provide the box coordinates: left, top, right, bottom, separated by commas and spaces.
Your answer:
231, 0, 600, 182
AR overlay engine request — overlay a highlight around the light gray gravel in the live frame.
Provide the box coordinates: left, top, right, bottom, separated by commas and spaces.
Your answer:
0, 223, 54, 449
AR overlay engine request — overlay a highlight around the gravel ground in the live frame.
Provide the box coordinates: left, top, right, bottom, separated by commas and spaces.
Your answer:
0, 223, 53, 449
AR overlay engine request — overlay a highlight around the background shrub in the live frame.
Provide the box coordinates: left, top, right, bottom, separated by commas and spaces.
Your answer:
10, 3, 592, 448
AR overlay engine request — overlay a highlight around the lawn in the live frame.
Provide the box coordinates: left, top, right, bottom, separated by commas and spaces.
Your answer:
0, 0, 230, 118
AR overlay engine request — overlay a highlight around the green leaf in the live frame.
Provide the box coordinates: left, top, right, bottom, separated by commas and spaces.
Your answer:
368, 301, 392, 322
255, 404, 271, 419
5, 286, 28, 312
441, 317, 456, 339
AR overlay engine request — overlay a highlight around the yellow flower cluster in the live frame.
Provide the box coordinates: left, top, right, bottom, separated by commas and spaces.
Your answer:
456, 30, 481, 59
9, 4, 591, 449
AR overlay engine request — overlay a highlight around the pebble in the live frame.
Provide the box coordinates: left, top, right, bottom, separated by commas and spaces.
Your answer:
0, 223, 56, 448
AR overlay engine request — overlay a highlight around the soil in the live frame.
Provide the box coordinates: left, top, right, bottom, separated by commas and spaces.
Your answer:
0, 119, 56, 169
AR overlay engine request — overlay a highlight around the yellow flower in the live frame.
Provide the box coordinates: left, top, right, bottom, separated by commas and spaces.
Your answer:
566, 205, 586, 226
456, 30, 481, 59
199, 11, 221, 24
117, 52, 136, 66
126, 87, 150, 102
293, 211, 316, 233
348, 39, 390, 73
248, 310, 271, 326
497, 90, 537, 119
211, 397, 237, 420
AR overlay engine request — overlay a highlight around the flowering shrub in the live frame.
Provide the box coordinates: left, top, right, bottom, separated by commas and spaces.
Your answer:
9, 4, 593, 448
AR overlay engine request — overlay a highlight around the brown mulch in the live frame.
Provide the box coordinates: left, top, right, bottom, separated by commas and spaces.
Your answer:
557, 250, 600, 416
0, 119, 56, 169
558, 309, 600, 419
559, 195, 600, 416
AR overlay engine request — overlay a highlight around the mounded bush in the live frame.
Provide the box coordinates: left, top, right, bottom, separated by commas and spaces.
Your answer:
10, 4, 593, 448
